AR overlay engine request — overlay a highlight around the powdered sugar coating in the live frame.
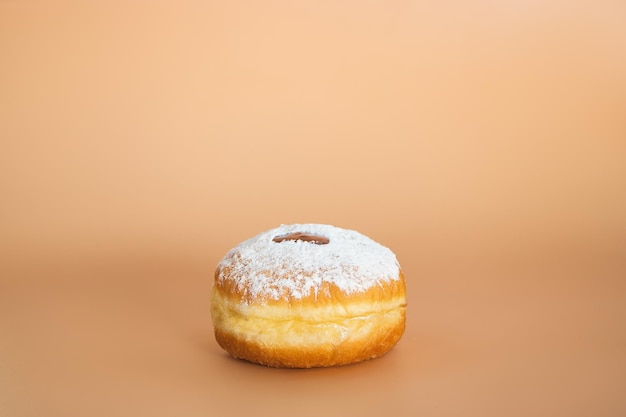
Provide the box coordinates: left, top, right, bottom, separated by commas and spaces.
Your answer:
217, 224, 401, 303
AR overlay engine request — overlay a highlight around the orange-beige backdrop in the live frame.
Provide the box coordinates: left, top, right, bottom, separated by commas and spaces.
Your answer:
1, 1, 625, 416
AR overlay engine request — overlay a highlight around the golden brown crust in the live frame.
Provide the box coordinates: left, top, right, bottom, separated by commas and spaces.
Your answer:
214, 266, 406, 308
213, 309, 406, 368
211, 270, 406, 368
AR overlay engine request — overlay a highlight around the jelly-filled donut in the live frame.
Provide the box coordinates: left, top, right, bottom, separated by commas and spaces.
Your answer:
210, 224, 406, 368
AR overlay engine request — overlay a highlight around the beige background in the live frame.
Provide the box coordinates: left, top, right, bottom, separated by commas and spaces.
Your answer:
1, 1, 625, 416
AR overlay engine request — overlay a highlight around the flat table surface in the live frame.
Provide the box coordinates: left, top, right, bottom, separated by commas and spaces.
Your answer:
2, 245, 626, 417
1, 1, 625, 416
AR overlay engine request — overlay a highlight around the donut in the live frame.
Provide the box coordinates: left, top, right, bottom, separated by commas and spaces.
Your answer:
210, 224, 406, 368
